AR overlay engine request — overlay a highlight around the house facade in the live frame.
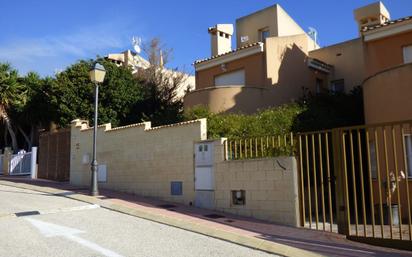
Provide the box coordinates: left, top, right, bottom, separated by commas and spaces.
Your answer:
361, 14, 412, 124
184, 2, 412, 125
184, 4, 319, 113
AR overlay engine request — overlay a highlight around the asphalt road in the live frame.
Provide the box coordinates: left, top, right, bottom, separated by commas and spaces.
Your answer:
0, 184, 277, 257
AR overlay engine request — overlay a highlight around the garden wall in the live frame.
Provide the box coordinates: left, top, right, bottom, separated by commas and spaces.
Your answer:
70, 118, 207, 205
214, 155, 300, 226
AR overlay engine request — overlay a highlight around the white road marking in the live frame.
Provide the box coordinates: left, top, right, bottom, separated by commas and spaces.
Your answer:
273, 238, 374, 254
26, 218, 124, 257
0, 204, 100, 219
39, 204, 100, 215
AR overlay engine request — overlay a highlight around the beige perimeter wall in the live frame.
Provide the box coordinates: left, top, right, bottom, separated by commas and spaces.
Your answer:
70, 119, 300, 226
214, 156, 300, 226
70, 119, 207, 205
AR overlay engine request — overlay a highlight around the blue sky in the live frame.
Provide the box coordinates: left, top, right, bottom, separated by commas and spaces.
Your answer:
0, 0, 410, 76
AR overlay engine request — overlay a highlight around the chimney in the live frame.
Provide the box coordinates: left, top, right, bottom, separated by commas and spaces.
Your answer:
208, 24, 233, 56
354, 1, 390, 34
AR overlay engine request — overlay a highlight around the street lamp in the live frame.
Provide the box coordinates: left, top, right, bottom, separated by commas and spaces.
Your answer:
89, 63, 106, 196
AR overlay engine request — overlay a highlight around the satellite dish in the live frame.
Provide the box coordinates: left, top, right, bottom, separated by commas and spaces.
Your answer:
308, 27, 318, 45
132, 36, 142, 54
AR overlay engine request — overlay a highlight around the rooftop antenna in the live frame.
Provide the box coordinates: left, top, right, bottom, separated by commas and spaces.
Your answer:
308, 27, 318, 49
132, 36, 142, 54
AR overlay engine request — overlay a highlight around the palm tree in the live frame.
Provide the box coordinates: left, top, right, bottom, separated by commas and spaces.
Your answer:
17, 72, 53, 149
0, 63, 25, 151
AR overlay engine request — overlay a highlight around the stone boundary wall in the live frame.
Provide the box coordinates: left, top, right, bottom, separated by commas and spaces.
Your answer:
214, 155, 300, 227
70, 118, 207, 205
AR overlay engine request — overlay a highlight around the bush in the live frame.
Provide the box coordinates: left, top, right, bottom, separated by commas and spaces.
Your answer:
184, 104, 304, 139
184, 86, 364, 140
293, 86, 364, 132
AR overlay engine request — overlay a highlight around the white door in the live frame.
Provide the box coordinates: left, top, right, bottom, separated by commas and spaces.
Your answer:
195, 167, 214, 190
194, 142, 215, 190
195, 143, 214, 166
214, 69, 245, 87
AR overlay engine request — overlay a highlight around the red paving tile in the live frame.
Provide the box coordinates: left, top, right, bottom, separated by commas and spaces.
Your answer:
2, 177, 412, 257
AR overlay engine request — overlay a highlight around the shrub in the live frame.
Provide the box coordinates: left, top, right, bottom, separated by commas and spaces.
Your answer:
184, 104, 304, 139
293, 86, 364, 132
185, 87, 363, 140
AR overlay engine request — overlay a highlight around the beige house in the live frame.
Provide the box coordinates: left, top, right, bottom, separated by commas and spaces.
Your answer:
184, 2, 412, 121
185, 4, 319, 113
360, 15, 412, 124
106, 50, 195, 99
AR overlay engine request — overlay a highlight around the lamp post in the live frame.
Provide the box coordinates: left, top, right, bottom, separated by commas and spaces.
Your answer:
89, 63, 106, 196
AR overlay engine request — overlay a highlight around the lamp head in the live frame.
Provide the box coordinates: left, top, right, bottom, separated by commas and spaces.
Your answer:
89, 63, 106, 83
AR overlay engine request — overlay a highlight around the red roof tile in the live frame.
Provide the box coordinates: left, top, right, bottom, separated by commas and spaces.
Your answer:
194, 42, 263, 65
362, 16, 412, 32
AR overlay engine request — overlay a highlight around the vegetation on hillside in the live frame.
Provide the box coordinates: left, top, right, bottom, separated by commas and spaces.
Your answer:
184, 87, 364, 139
184, 104, 304, 139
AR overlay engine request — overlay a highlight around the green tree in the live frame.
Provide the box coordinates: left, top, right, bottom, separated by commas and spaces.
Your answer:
51, 58, 143, 127
0, 63, 26, 151
14, 72, 56, 148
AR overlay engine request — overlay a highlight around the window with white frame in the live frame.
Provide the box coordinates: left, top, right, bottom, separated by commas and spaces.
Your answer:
404, 134, 412, 177
403, 45, 412, 64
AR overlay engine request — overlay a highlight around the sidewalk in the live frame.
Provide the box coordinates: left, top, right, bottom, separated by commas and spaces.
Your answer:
0, 177, 410, 257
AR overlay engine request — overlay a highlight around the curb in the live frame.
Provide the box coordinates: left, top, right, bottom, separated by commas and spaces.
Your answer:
0, 180, 324, 257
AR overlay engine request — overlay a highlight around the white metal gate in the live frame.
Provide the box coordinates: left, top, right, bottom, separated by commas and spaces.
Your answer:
9, 152, 32, 175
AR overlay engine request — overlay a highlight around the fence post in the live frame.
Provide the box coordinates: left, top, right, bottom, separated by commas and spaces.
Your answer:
332, 128, 350, 235
30, 147, 38, 179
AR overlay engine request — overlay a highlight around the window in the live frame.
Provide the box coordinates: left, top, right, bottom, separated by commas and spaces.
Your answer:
404, 135, 412, 177
214, 69, 245, 87
330, 79, 345, 93
403, 45, 412, 64
260, 28, 270, 42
